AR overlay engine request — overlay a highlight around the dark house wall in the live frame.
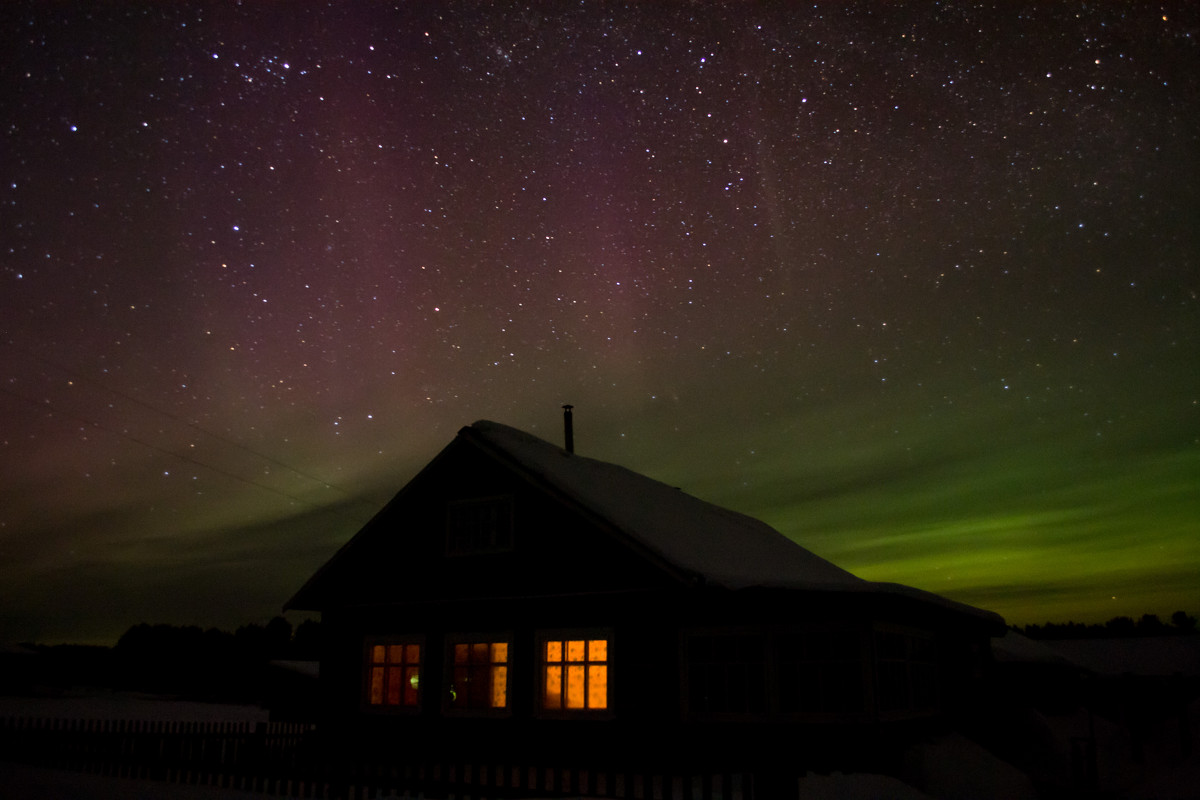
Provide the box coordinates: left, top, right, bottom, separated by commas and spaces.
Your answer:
303, 438, 678, 609
295, 429, 1000, 776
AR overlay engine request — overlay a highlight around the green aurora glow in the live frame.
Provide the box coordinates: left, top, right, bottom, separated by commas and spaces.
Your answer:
0, 2, 1196, 643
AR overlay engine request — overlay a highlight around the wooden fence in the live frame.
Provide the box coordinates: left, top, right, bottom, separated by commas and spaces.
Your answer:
0, 717, 754, 799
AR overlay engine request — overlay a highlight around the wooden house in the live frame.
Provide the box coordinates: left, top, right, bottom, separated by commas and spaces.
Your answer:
286, 418, 1005, 787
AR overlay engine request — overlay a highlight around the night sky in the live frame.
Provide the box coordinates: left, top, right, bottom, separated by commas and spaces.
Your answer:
2, 2, 1197, 645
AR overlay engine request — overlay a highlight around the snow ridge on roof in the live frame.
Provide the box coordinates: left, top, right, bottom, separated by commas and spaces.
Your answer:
466, 420, 863, 590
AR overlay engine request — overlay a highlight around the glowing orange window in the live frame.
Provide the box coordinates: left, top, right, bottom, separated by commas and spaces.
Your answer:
543, 637, 608, 711
449, 640, 509, 710
367, 641, 421, 708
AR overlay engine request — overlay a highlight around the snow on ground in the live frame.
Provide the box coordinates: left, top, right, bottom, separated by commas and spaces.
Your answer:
3, 762, 941, 800
901, 732, 1037, 800
3, 685, 1196, 799
0, 761, 265, 800
1046, 636, 1200, 677
0, 691, 268, 723
796, 771, 932, 799
0, 692, 275, 798
1126, 749, 1200, 800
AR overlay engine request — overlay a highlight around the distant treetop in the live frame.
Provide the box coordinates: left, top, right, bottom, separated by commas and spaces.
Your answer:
1020, 611, 1196, 640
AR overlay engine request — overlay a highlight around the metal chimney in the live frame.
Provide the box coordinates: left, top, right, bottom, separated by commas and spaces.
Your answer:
562, 404, 574, 453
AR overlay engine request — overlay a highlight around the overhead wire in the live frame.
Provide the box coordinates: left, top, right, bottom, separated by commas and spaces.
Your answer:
0, 341, 378, 511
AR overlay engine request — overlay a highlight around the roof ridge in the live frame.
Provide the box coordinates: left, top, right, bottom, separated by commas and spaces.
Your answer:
465, 420, 864, 591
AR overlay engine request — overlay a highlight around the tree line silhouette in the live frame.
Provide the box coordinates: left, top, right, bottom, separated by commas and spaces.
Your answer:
1019, 611, 1197, 640
15, 617, 322, 704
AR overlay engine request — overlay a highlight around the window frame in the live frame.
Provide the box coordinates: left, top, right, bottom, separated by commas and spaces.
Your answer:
443, 632, 514, 718
362, 635, 425, 714
444, 494, 515, 557
535, 629, 614, 720
873, 624, 940, 719
682, 629, 770, 720
681, 624, 875, 723
773, 627, 872, 721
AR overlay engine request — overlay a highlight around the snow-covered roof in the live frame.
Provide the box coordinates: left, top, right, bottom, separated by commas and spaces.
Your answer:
464, 421, 1004, 626
991, 630, 1082, 667
269, 659, 320, 680
466, 420, 860, 590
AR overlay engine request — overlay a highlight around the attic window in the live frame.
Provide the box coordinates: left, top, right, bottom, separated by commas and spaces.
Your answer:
540, 634, 609, 714
446, 496, 514, 556
365, 639, 422, 710
447, 638, 510, 713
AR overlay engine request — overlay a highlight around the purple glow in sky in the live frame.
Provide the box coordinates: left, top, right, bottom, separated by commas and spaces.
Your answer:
1, 2, 1197, 644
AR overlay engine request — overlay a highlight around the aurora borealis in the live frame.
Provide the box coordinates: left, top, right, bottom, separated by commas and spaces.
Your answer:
2, 2, 1197, 644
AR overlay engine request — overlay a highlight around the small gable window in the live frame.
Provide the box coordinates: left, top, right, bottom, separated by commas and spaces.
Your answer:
447, 637, 510, 713
365, 639, 422, 710
446, 496, 514, 556
540, 634, 609, 714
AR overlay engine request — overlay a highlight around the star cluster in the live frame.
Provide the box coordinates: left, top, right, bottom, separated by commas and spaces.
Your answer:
1, 2, 1197, 643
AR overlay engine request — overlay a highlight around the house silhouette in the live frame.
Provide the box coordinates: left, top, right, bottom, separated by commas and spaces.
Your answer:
287, 419, 1006, 791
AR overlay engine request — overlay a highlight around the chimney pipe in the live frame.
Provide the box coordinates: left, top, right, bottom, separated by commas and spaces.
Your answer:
562, 404, 574, 453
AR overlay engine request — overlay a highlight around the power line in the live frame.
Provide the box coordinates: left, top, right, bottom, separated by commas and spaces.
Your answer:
0, 383, 337, 508
1, 342, 377, 511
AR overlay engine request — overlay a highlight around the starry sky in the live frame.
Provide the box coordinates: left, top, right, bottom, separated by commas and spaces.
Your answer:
2, 2, 1197, 645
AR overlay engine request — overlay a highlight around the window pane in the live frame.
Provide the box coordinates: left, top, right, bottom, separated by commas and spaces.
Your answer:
911, 637, 936, 662
369, 667, 384, 704
830, 631, 861, 660
739, 635, 765, 661
448, 640, 511, 711
746, 665, 767, 713
912, 663, 937, 708
447, 497, 513, 555
366, 640, 422, 708
544, 665, 562, 708
451, 667, 468, 707
728, 663, 747, 709
686, 634, 767, 715
587, 665, 608, 709
878, 662, 909, 711
826, 665, 866, 712
468, 664, 488, 707
404, 666, 420, 706
492, 665, 508, 708
778, 668, 799, 712
386, 666, 404, 705
878, 633, 907, 659
776, 634, 802, 663
566, 665, 585, 708
542, 636, 608, 713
